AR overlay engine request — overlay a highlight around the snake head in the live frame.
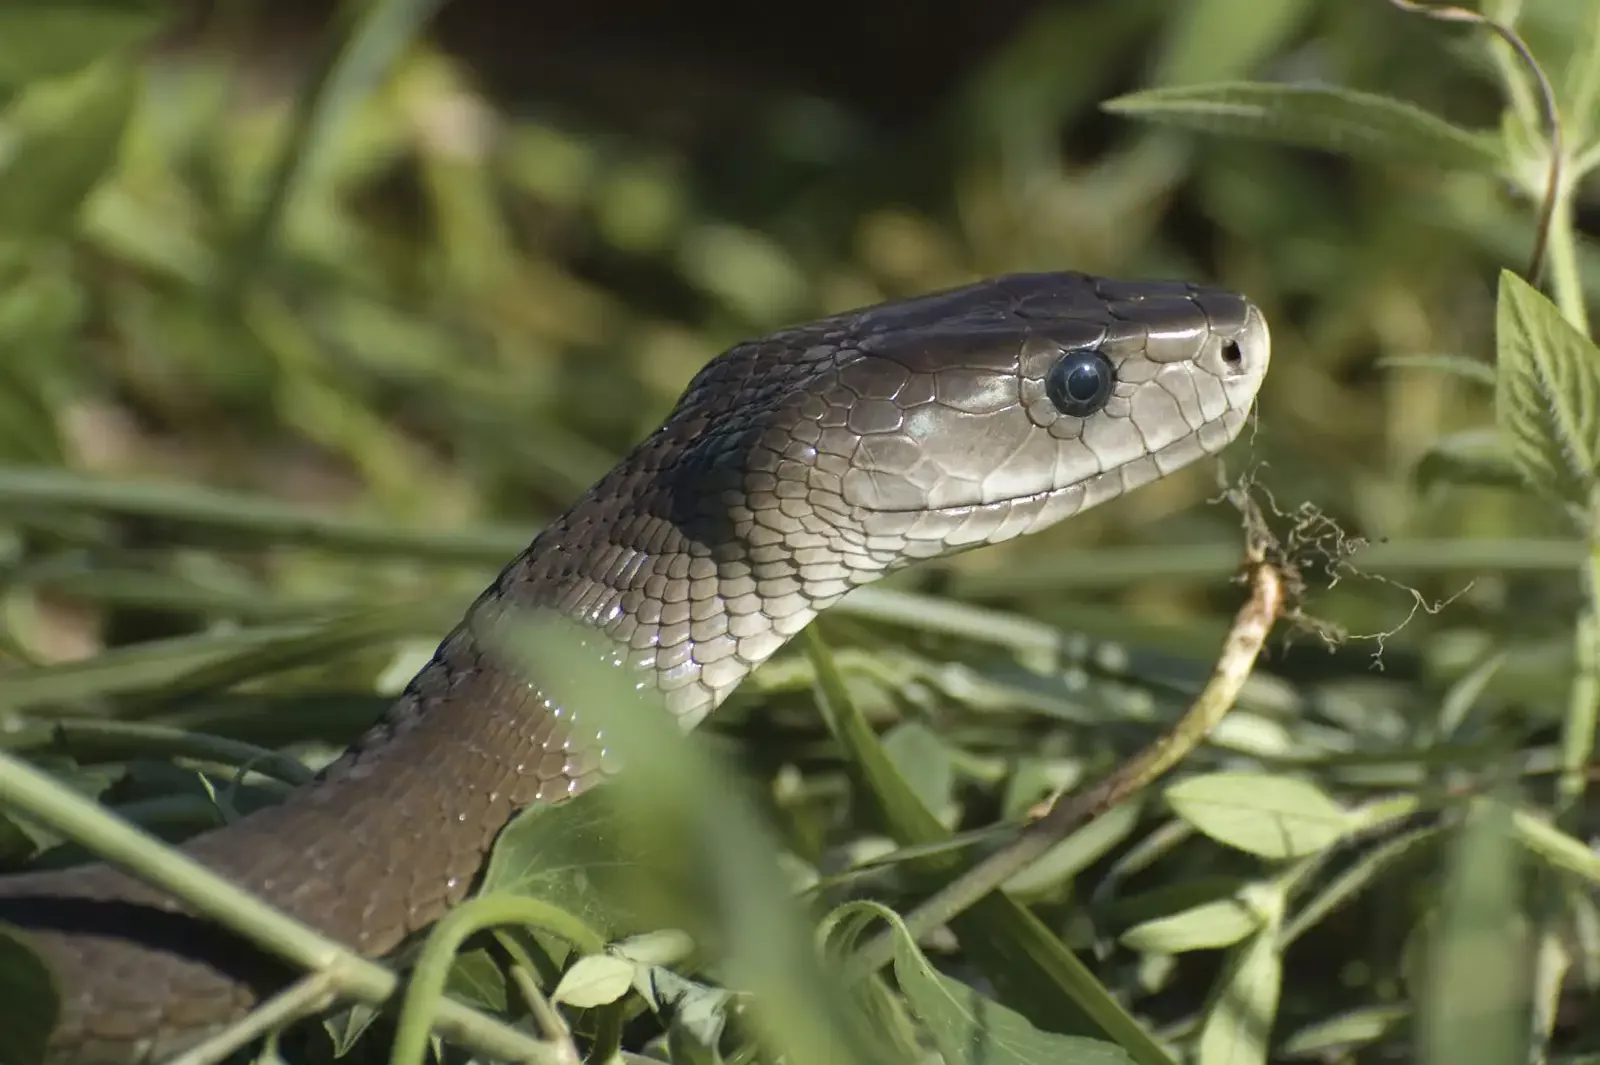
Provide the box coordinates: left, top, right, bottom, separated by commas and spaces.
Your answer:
747, 272, 1270, 566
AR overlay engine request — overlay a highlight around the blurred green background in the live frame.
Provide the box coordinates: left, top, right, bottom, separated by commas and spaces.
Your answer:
3, 0, 1600, 1063
2, 0, 1590, 708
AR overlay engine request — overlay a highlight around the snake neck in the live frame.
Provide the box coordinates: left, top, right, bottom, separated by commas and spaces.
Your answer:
471, 473, 866, 732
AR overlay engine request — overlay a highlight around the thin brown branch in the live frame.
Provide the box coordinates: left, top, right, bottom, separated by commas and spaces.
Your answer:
847, 533, 1286, 977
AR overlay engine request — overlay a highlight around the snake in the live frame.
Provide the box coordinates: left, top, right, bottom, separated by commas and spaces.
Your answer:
0, 271, 1269, 1062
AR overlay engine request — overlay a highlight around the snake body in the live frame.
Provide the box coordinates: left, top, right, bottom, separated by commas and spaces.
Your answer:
0, 271, 1269, 1062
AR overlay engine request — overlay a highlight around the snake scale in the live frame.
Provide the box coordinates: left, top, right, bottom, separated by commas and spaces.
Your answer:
0, 271, 1270, 1062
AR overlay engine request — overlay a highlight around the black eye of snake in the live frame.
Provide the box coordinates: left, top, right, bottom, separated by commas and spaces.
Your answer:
1046, 349, 1116, 417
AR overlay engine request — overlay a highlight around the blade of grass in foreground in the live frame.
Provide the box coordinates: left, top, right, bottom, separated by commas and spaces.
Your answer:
492, 611, 887, 1065
0, 466, 531, 561
803, 629, 1175, 1065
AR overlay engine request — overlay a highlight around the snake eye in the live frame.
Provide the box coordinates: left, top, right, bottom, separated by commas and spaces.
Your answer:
1045, 350, 1116, 417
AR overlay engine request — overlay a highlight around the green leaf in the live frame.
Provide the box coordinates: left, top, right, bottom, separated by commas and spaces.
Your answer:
1377, 354, 1497, 387
1494, 269, 1600, 514
0, 0, 168, 86
879, 721, 955, 818
0, 61, 137, 240
1414, 429, 1532, 494
1278, 1005, 1408, 1059
1103, 83, 1503, 171
1166, 772, 1348, 860
1120, 896, 1263, 955
1509, 806, 1600, 885
552, 953, 636, 1008
837, 902, 1137, 1065
440, 948, 510, 1015
1194, 894, 1286, 1065
0, 928, 57, 1065
321, 1003, 383, 1058
816, 905, 930, 1065
480, 790, 652, 941
612, 928, 696, 968
635, 967, 732, 1054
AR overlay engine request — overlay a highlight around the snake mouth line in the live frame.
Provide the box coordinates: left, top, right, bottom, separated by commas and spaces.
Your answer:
854, 413, 1250, 519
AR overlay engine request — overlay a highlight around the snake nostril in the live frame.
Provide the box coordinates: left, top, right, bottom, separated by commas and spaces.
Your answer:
1220, 338, 1244, 369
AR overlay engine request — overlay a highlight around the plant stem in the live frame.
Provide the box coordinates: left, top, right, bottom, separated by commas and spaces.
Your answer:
1545, 181, 1590, 334
389, 894, 602, 1065
849, 549, 1282, 974
1555, 544, 1600, 815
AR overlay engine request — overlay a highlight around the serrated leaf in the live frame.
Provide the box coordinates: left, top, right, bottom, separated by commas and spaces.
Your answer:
1166, 772, 1347, 859
1103, 83, 1502, 171
0, 929, 58, 1065
1414, 429, 1532, 493
1494, 269, 1600, 514
838, 902, 1137, 1065
0, 0, 168, 86
553, 953, 636, 1008
0, 61, 136, 240
1120, 896, 1262, 955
